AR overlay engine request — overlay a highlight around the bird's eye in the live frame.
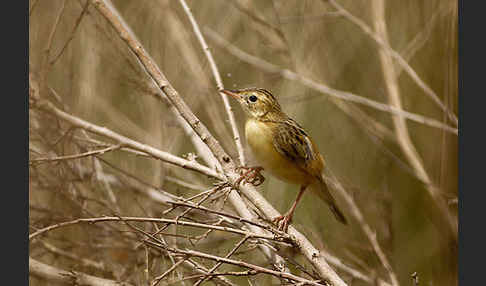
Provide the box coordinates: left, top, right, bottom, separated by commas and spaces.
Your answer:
248, 95, 258, 102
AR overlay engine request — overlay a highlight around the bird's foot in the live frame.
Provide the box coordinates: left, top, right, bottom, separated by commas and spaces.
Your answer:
235, 166, 265, 187
272, 213, 292, 232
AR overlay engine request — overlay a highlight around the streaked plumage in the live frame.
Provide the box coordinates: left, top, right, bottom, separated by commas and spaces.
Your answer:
222, 87, 347, 231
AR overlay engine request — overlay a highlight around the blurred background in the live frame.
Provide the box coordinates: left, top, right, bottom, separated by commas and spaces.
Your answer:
29, 0, 458, 285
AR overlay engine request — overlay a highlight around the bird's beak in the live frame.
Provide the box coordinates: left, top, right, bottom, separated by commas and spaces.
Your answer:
220, 89, 241, 100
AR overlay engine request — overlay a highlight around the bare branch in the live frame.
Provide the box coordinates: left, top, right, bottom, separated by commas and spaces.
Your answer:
194, 235, 250, 285
30, 257, 132, 286
29, 216, 289, 243
371, 0, 457, 241
49, 0, 90, 66
73, 0, 223, 173
30, 144, 122, 165
398, 5, 453, 75
151, 258, 187, 286
327, 0, 458, 126
178, 0, 246, 166
35, 99, 223, 180
39, 0, 66, 97
320, 249, 391, 286
181, 258, 239, 286
144, 240, 326, 286
29, 0, 40, 17
323, 170, 397, 286
38, 240, 106, 272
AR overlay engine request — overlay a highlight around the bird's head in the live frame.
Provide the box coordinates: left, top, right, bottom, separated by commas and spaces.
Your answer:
221, 88, 282, 120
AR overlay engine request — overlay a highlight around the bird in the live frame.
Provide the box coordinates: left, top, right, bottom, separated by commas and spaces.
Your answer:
221, 87, 347, 232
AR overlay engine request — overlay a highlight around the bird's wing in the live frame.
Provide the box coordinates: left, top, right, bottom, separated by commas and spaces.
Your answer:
272, 118, 346, 223
272, 118, 323, 176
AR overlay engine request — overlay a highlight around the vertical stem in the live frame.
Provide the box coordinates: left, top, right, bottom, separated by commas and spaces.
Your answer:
371, 0, 457, 242
178, 0, 246, 166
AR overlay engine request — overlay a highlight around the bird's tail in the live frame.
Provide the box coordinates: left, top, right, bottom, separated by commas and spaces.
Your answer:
312, 178, 348, 225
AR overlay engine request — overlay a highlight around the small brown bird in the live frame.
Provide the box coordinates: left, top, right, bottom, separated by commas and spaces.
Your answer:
222, 87, 347, 231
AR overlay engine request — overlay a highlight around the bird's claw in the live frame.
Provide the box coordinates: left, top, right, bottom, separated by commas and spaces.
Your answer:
235, 166, 265, 187
272, 214, 292, 232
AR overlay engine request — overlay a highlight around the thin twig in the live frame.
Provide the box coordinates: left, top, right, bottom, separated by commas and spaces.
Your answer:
151, 258, 187, 286
35, 99, 224, 180
95, 157, 210, 212
327, 0, 458, 126
173, 270, 259, 282
319, 248, 392, 286
182, 258, 239, 286
165, 176, 207, 192
229, 0, 292, 60
29, 0, 40, 17
194, 235, 250, 285
398, 5, 452, 75
371, 0, 456, 241
29, 257, 133, 286
323, 170, 398, 286
144, 240, 326, 286
50, 0, 90, 66
29, 216, 286, 242
39, 0, 66, 97
38, 240, 106, 271
178, 0, 246, 166
169, 201, 286, 236
29, 144, 122, 165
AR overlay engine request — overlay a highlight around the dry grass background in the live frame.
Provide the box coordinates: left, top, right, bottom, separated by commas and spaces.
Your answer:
29, 0, 458, 285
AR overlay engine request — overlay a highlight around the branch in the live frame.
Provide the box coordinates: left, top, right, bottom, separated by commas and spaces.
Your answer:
320, 249, 392, 286
39, 0, 66, 97
323, 170, 398, 286
397, 4, 452, 76
74, 0, 223, 173
371, 0, 457, 241
144, 240, 326, 286
29, 216, 288, 243
34, 99, 223, 180
29, 144, 122, 165
49, 0, 90, 66
181, 258, 239, 286
327, 0, 458, 126
194, 235, 250, 285
178, 0, 246, 166
151, 258, 187, 286
38, 240, 106, 272
29, 257, 132, 286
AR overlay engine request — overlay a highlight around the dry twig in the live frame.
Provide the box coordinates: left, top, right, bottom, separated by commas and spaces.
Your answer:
327, 0, 458, 126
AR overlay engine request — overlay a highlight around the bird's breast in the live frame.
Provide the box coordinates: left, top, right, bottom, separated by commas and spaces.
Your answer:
245, 119, 312, 185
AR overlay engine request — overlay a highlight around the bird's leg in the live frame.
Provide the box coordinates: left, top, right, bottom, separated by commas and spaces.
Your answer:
273, 185, 307, 232
234, 166, 265, 186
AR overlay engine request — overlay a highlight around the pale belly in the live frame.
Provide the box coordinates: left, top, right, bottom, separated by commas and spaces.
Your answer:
245, 119, 312, 185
